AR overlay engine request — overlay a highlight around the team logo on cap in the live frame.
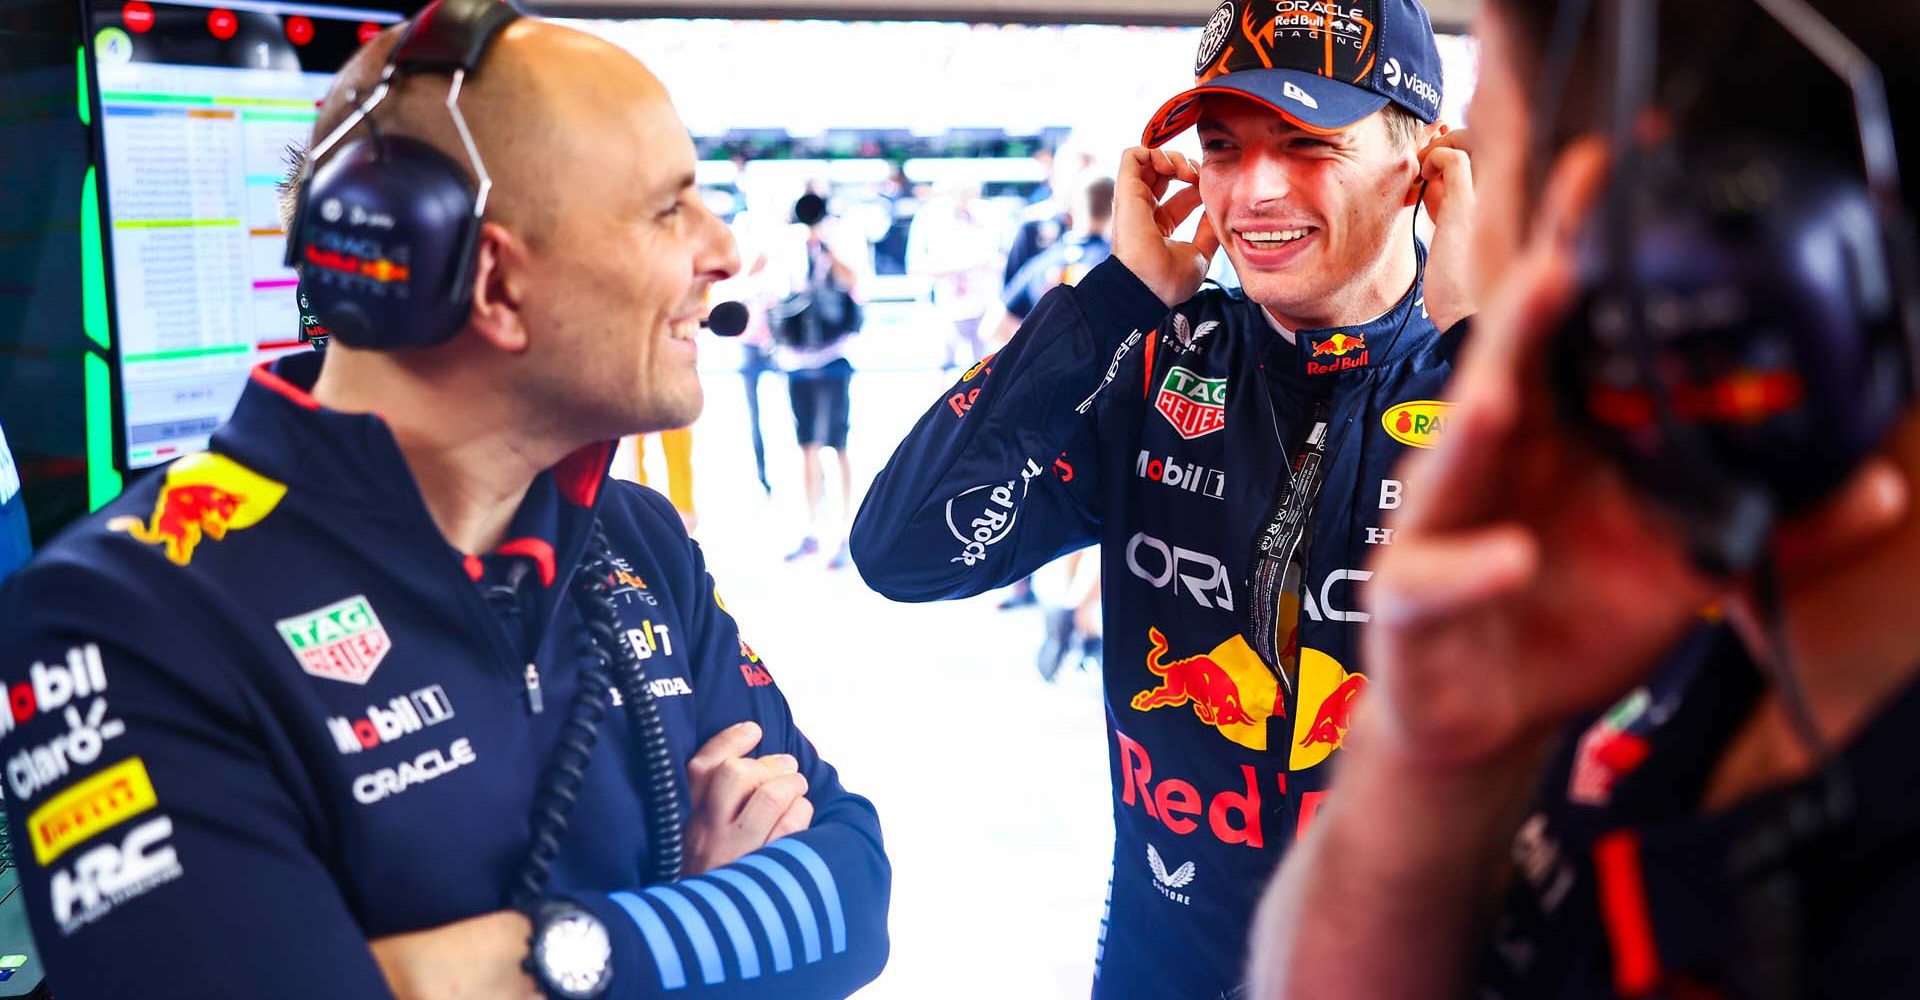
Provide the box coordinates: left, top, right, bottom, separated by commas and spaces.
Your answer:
1195, 1, 1236, 76
1269, 0, 1379, 81
1383, 56, 1441, 111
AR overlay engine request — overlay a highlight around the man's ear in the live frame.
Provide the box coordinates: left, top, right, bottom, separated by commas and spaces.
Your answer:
1403, 121, 1448, 208
465, 220, 529, 353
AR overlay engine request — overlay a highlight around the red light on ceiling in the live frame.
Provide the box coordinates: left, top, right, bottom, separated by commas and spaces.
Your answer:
122, 1, 154, 32
358, 21, 381, 45
207, 7, 238, 40
286, 15, 314, 45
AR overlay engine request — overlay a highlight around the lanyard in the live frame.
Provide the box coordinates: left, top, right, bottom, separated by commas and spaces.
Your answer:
1244, 395, 1331, 692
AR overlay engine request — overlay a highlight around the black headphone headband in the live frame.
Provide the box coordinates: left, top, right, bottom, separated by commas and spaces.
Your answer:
392, 0, 520, 77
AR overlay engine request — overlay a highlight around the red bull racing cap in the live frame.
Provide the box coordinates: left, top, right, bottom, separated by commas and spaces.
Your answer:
1143, 0, 1445, 147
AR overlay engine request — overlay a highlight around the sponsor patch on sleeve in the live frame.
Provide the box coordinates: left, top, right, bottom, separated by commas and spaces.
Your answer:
28, 756, 159, 866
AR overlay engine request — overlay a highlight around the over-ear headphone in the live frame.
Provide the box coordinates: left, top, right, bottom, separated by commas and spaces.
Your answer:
1549, 0, 1920, 574
283, 0, 520, 350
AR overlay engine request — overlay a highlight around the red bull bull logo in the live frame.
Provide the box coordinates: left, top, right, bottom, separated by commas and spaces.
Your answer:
1289, 649, 1367, 770
107, 453, 287, 566
738, 639, 772, 687
1311, 332, 1367, 357
1130, 628, 1284, 751
1306, 331, 1370, 375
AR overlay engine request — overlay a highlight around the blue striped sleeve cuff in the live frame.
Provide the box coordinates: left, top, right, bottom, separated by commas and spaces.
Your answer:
578, 839, 852, 995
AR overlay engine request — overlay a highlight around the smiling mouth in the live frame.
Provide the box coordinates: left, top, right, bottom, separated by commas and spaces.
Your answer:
1236, 227, 1316, 249
667, 317, 699, 343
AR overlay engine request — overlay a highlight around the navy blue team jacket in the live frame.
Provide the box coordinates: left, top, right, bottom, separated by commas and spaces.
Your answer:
1484, 625, 1920, 1000
852, 255, 1461, 1000
0, 352, 888, 999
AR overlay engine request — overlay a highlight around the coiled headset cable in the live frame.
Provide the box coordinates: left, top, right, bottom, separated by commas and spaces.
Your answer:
510, 521, 684, 909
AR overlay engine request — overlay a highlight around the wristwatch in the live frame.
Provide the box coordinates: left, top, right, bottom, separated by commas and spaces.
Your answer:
527, 899, 614, 999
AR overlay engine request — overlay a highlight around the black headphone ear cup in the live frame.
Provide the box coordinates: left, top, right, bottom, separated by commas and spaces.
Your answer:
1554, 145, 1906, 570
293, 136, 480, 349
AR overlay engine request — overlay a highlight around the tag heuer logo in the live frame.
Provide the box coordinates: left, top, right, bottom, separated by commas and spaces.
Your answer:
276, 595, 392, 685
1155, 366, 1227, 439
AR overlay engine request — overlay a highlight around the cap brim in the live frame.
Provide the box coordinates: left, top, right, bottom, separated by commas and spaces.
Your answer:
1142, 68, 1390, 149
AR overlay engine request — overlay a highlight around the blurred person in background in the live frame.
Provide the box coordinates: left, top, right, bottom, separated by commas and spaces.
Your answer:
1253, 0, 1920, 997
991, 174, 1117, 348
908, 181, 1000, 371
1004, 139, 1101, 291
627, 428, 697, 531
988, 175, 1118, 635
773, 192, 864, 568
851, 0, 1472, 995
871, 163, 920, 276
715, 202, 778, 496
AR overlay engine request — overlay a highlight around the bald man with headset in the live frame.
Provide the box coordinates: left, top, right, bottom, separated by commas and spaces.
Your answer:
0, 5, 889, 999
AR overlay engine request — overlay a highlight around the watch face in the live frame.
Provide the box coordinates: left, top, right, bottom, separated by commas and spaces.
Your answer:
538, 911, 612, 999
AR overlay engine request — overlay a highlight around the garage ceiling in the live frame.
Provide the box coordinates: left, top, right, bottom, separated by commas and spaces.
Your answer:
526, 0, 1478, 31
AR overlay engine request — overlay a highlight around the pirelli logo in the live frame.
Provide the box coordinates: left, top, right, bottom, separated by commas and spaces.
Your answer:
28, 757, 159, 866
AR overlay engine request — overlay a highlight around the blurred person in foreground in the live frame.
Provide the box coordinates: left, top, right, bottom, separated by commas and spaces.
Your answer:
0, 6, 890, 998
851, 0, 1474, 995
1252, 0, 1920, 997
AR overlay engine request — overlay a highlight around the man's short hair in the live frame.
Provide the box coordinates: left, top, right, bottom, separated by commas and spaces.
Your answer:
1084, 176, 1116, 223
1381, 104, 1425, 150
276, 142, 308, 234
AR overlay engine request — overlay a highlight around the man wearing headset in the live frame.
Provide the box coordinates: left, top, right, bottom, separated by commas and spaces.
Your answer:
1253, 0, 1920, 996
0, 8, 889, 1000
851, 1, 1473, 996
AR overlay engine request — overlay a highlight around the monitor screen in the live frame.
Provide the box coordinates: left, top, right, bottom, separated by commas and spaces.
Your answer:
85, 0, 408, 469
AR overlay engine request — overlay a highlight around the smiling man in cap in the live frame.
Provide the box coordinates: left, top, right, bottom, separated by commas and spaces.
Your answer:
851, 1, 1473, 997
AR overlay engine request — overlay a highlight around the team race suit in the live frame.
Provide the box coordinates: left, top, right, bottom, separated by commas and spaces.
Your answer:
852, 255, 1461, 1000
0, 351, 889, 1000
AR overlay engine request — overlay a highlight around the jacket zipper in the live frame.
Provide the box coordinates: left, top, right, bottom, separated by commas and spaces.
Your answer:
524, 662, 544, 714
